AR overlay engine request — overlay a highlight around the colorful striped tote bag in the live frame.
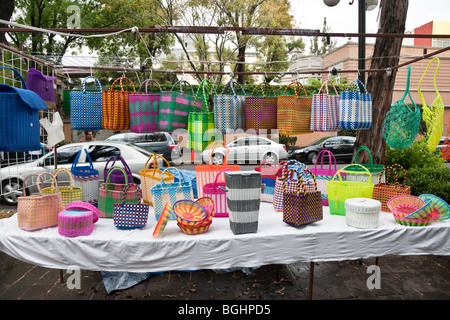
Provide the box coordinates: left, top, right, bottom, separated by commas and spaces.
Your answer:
214, 80, 246, 133
102, 77, 136, 130
339, 79, 372, 130
128, 79, 162, 133
244, 83, 277, 134
310, 80, 341, 132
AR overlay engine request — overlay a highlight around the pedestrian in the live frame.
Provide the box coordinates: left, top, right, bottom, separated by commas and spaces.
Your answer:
80, 131, 97, 142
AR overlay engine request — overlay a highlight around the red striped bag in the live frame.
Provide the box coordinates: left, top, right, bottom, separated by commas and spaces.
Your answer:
310, 80, 340, 132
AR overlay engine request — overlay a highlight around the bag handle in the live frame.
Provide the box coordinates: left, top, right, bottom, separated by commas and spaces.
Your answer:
110, 77, 136, 93
81, 75, 102, 94
314, 150, 337, 173
221, 80, 246, 96
143, 153, 171, 175
195, 78, 217, 112
208, 140, 230, 164
280, 159, 307, 178
283, 81, 307, 97
105, 166, 128, 185
399, 66, 416, 108
120, 183, 142, 205
22, 174, 42, 195
353, 146, 375, 168
418, 57, 440, 103
345, 79, 368, 94
50, 167, 74, 191
213, 168, 232, 187
318, 80, 339, 96
72, 149, 95, 172
331, 163, 372, 183
160, 167, 183, 185
171, 79, 195, 96
0, 66, 27, 89
282, 168, 317, 195
251, 82, 276, 97
37, 172, 60, 193
136, 79, 162, 95
378, 163, 407, 186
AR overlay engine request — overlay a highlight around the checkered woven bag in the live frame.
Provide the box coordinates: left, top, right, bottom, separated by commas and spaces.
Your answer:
339, 79, 372, 130
113, 183, 150, 229
128, 79, 162, 133
311, 80, 340, 132
277, 81, 312, 135
69, 76, 103, 130
244, 83, 277, 133
282, 168, 323, 227
214, 80, 246, 133
102, 77, 136, 130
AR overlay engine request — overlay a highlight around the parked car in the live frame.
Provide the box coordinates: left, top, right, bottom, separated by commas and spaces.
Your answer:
201, 136, 288, 165
0, 141, 160, 205
288, 136, 356, 164
105, 132, 182, 162
437, 136, 450, 161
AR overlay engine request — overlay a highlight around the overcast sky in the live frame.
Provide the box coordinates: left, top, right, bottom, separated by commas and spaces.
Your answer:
290, 0, 450, 48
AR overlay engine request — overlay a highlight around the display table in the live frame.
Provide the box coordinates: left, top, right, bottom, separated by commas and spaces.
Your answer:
1, 203, 450, 273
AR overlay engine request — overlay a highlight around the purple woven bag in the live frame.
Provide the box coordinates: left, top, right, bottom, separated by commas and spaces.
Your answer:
104, 156, 133, 184
26, 68, 57, 108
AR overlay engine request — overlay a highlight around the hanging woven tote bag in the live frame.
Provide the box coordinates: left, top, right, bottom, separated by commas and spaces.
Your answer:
158, 80, 202, 132
195, 140, 240, 199
346, 146, 385, 185
326, 164, 374, 216
139, 153, 174, 206
187, 79, 216, 152
113, 183, 150, 229
26, 68, 57, 109
41, 168, 83, 209
277, 81, 313, 135
383, 66, 421, 149
102, 76, 136, 130
282, 168, 323, 227
151, 167, 194, 221
244, 83, 278, 133
70, 75, 103, 130
311, 80, 341, 132
0, 66, 48, 152
71, 149, 100, 205
203, 168, 232, 217
309, 150, 345, 206
418, 57, 445, 152
214, 80, 246, 133
98, 166, 139, 218
339, 79, 372, 130
273, 160, 315, 212
372, 164, 410, 212
17, 172, 64, 231
128, 79, 162, 133
103, 156, 133, 185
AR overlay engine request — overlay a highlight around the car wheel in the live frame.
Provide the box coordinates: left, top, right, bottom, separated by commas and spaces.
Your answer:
211, 153, 224, 165
263, 152, 277, 165
308, 152, 318, 164
1, 178, 23, 206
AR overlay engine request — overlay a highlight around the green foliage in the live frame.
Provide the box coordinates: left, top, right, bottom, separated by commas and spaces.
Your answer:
385, 140, 450, 202
279, 135, 297, 149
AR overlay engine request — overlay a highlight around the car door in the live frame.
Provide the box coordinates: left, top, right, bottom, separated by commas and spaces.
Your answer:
247, 137, 262, 163
341, 137, 356, 158
229, 138, 247, 164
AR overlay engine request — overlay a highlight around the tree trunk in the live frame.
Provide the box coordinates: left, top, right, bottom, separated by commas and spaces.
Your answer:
0, 0, 15, 44
354, 0, 408, 165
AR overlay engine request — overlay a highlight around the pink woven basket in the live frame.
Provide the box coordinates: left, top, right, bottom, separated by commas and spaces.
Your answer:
387, 195, 425, 217
58, 201, 99, 237
203, 168, 231, 217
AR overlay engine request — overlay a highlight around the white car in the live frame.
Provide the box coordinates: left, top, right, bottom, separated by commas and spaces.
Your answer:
0, 141, 161, 205
201, 137, 288, 165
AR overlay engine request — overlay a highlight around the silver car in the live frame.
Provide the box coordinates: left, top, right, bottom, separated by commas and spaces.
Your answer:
0, 141, 160, 205
201, 137, 288, 165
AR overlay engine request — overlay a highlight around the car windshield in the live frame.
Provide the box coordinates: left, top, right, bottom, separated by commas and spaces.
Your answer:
310, 137, 329, 146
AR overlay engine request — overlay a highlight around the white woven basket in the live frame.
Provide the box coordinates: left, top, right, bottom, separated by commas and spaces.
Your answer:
345, 198, 381, 229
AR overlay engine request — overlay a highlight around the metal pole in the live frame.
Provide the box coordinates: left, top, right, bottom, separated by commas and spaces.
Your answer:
358, 0, 366, 85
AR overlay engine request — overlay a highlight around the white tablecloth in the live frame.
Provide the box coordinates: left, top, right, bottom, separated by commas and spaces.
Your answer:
1, 203, 449, 272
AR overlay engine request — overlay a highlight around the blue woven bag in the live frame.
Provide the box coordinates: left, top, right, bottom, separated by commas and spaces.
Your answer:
0, 66, 48, 152
339, 79, 372, 130
70, 76, 103, 130
214, 80, 246, 133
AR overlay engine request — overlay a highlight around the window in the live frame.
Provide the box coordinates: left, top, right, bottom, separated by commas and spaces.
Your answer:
44, 145, 82, 166
87, 145, 120, 162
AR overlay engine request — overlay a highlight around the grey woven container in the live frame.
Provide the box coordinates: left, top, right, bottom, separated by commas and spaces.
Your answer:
223, 171, 262, 235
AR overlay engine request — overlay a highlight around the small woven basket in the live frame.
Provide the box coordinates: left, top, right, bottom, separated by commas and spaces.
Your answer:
345, 198, 381, 229
41, 168, 83, 208
58, 202, 99, 237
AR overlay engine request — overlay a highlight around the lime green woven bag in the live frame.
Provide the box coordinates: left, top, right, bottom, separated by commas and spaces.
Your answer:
326, 164, 374, 216
418, 57, 445, 152
187, 79, 216, 151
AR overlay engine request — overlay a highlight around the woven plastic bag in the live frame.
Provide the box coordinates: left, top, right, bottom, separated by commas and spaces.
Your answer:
383, 66, 421, 149
113, 183, 150, 229
203, 168, 232, 217
139, 153, 174, 206
17, 173, 64, 231
309, 150, 345, 206
41, 168, 83, 209
346, 146, 385, 185
151, 167, 194, 221
195, 140, 240, 199
187, 79, 216, 151
326, 164, 375, 216
418, 57, 445, 152
311, 80, 341, 132
103, 156, 133, 185
102, 77, 136, 130
71, 149, 100, 205
277, 81, 312, 135
339, 79, 372, 130
98, 166, 139, 218
69, 76, 103, 130
159, 80, 202, 132
214, 80, 246, 133
0, 66, 48, 152
128, 79, 162, 133
244, 83, 277, 133
372, 164, 411, 212
26, 68, 57, 109
282, 168, 323, 227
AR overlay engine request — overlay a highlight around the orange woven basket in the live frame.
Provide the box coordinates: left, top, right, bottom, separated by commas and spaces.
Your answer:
102, 77, 136, 130
372, 164, 410, 212
277, 82, 312, 135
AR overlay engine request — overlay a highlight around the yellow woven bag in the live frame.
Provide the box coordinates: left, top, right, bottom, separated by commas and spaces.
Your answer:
41, 167, 83, 208
418, 57, 444, 152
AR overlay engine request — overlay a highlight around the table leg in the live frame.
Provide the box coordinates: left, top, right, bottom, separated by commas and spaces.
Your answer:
308, 262, 314, 300
59, 269, 64, 284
